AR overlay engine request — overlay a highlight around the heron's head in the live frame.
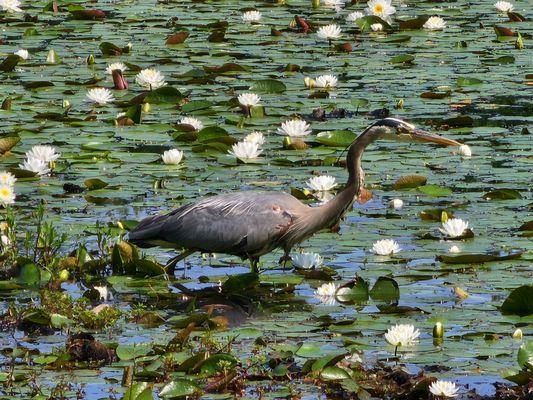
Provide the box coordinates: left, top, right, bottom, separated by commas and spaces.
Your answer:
368, 117, 462, 147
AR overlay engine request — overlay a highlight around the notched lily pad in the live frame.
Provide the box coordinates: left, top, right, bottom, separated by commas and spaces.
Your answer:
145, 87, 184, 104
500, 285, 533, 317
369, 277, 400, 303
0, 134, 20, 154
482, 189, 522, 200
393, 174, 427, 189
398, 16, 430, 30
315, 130, 355, 147
166, 31, 189, 45
250, 79, 286, 94
356, 16, 392, 32
84, 178, 109, 191
69, 9, 106, 20
418, 184, 452, 197
0, 54, 20, 72
437, 249, 523, 264
389, 54, 415, 64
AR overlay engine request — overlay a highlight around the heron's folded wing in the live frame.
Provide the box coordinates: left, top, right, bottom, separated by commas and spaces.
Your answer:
129, 192, 298, 254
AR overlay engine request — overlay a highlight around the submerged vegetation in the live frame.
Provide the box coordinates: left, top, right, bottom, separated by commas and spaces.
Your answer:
0, 0, 532, 398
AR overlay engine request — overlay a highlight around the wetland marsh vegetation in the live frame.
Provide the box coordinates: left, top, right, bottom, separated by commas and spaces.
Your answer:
0, 0, 532, 398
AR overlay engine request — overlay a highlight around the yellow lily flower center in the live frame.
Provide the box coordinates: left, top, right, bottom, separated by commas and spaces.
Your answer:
374, 4, 383, 13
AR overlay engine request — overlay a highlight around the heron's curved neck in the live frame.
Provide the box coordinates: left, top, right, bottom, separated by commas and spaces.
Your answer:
346, 130, 378, 194
311, 129, 380, 229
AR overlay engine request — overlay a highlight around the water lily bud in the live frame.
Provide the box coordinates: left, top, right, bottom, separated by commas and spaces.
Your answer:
62, 99, 70, 108
433, 322, 444, 338
46, 49, 60, 64
448, 245, 460, 253
515, 33, 524, 50
454, 286, 469, 299
389, 198, 403, 210
396, 99, 404, 109
459, 144, 472, 157
142, 102, 151, 113
86, 54, 95, 65
512, 328, 523, 339
117, 221, 124, 230
1, 98, 12, 111
124, 42, 133, 53
304, 77, 316, 88
283, 137, 308, 150
312, 0, 320, 8
58, 269, 69, 282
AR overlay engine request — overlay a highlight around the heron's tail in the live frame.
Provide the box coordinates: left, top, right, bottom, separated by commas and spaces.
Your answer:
127, 213, 170, 248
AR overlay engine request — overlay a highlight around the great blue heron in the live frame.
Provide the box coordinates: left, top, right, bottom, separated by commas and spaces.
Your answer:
128, 118, 462, 273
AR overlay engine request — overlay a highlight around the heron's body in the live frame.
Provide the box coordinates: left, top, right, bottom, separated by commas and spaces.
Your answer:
128, 118, 461, 271
129, 188, 355, 261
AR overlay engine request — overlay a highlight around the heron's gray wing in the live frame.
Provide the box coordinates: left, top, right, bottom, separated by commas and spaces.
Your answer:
128, 192, 303, 255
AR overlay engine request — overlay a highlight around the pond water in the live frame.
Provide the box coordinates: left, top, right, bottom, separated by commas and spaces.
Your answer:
0, 0, 531, 398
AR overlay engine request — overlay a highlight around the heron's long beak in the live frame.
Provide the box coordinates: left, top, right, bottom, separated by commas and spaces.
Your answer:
410, 129, 462, 147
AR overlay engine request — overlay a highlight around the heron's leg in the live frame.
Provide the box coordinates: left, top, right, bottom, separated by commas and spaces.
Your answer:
250, 257, 259, 274
278, 251, 292, 270
165, 249, 196, 277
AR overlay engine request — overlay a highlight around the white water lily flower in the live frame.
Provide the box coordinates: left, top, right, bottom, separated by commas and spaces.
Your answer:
371, 23, 384, 32
345, 352, 363, 364
19, 157, 50, 176
135, 68, 166, 89
439, 218, 469, 238
315, 282, 344, 306
389, 198, 404, 210
322, 0, 345, 11
424, 16, 446, 30
459, 144, 472, 157
179, 117, 203, 131
241, 10, 262, 23
429, 380, 459, 398
93, 286, 114, 301
0, 172, 16, 187
317, 24, 342, 40
448, 245, 460, 253
86, 88, 115, 105
292, 252, 323, 269
315, 282, 337, 297
366, 0, 395, 19
0, 0, 22, 12
162, 149, 184, 165
238, 93, 261, 107
229, 141, 262, 161
315, 191, 334, 204
277, 119, 312, 137
346, 11, 364, 22
244, 131, 265, 146
307, 175, 337, 192
105, 62, 128, 75
14, 49, 28, 60
26, 145, 60, 163
1, 234, 10, 247
0, 185, 15, 205
372, 239, 401, 255
315, 75, 338, 89
494, 1, 513, 12
385, 324, 420, 347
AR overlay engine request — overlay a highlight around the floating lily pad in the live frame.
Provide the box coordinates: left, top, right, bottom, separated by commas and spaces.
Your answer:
500, 285, 533, 317
437, 250, 523, 264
